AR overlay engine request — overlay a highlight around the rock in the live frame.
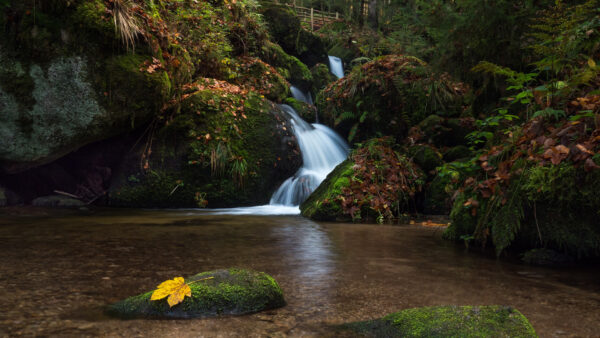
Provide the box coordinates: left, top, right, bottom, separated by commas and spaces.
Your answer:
260, 5, 327, 67
522, 248, 573, 267
301, 138, 424, 222
107, 269, 285, 319
310, 63, 336, 95
423, 174, 452, 215
341, 305, 537, 337
443, 145, 472, 162
284, 98, 317, 122
31, 195, 85, 208
109, 88, 302, 208
261, 41, 313, 92
0, 2, 171, 173
408, 145, 443, 174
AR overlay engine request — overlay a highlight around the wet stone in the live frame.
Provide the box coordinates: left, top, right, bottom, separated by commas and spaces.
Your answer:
107, 269, 285, 319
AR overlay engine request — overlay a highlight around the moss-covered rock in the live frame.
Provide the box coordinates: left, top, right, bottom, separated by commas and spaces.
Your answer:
260, 4, 327, 67
300, 159, 354, 221
341, 305, 537, 337
443, 145, 472, 162
231, 57, 289, 102
109, 82, 301, 208
301, 138, 424, 222
408, 145, 443, 174
284, 98, 317, 122
317, 56, 466, 143
310, 63, 336, 95
0, 2, 171, 173
423, 174, 452, 215
107, 268, 285, 319
260, 41, 313, 91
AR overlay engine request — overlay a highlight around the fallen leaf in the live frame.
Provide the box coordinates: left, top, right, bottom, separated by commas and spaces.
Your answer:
150, 277, 192, 307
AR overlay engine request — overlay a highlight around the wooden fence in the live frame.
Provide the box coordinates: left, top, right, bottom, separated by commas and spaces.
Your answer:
263, 1, 342, 31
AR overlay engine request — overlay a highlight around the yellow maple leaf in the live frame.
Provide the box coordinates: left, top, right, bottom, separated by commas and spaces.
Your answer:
150, 277, 192, 307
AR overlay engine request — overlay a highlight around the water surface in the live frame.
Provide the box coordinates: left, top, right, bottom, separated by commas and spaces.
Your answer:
0, 209, 598, 337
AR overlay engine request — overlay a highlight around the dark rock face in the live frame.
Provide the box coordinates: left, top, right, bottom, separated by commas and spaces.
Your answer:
107, 269, 286, 319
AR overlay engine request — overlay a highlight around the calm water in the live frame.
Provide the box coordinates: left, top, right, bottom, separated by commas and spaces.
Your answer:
0, 208, 599, 337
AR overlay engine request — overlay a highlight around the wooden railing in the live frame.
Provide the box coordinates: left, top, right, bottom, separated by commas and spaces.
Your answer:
263, 1, 342, 31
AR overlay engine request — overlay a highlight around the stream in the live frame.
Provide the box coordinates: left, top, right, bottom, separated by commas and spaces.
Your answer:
1, 209, 599, 337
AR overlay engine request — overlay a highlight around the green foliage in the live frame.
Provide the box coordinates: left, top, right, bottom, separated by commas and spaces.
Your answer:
317, 55, 465, 143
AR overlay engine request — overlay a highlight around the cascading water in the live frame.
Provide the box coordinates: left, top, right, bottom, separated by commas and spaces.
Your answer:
290, 85, 314, 105
328, 55, 344, 79
270, 105, 349, 206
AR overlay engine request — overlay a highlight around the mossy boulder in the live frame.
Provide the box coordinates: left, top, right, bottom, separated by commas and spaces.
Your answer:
231, 57, 289, 102
0, 2, 171, 173
408, 145, 443, 174
301, 138, 424, 222
341, 305, 537, 337
301, 159, 354, 221
317, 56, 466, 143
443, 145, 472, 162
261, 41, 313, 91
284, 98, 317, 122
108, 269, 285, 319
109, 83, 301, 208
310, 63, 336, 94
423, 174, 452, 215
260, 5, 327, 67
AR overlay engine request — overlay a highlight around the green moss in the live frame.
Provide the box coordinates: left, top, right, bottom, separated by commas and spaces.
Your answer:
310, 63, 336, 94
300, 159, 354, 221
284, 98, 317, 122
423, 174, 451, 215
260, 5, 327, 66
342, 306, 537, 337
107, 268, 285, 319
71, 0, 114, 37
110, 89, 300, 208
104, 54, 171, 116
408, 145, 443, 174
261, 41, 313, 89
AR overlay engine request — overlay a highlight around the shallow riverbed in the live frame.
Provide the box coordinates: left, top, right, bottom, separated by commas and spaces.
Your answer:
0, 208, 599, 337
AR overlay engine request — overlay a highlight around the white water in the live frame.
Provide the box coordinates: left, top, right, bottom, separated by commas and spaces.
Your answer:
270, 105, 349, 206
290, 86, 314, 105
328, 55, 344, 79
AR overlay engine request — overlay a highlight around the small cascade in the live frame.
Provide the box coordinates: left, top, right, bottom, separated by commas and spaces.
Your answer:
290, 86, 314, 105
328, 55, 344, 79
270, 105, 349, 206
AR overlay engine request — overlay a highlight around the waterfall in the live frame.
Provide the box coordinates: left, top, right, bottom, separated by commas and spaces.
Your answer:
290, 86, 314, 105
270, 105, 349, 206
328, 55, 344, 79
